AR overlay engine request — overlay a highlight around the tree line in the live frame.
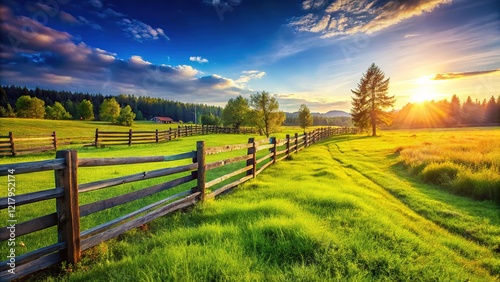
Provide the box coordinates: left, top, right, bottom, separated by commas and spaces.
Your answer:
391, 95, 500, 129
349, 63, 500, 134
0, 85, 222, 123
0, 85, 303, 136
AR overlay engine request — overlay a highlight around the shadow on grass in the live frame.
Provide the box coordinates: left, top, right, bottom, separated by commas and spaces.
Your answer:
387, 162, 500, 247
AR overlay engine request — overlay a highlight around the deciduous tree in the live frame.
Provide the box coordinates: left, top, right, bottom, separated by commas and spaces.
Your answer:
46, 102, 72, 120
298, 104, 313, 131
351, 63, 395, 136
222, 95, 250, 129
250, 91, 286, 137
16, 95, 45, 118
117, 105, 136, 126
78, 99, 94, 120
99, 98, 120, 122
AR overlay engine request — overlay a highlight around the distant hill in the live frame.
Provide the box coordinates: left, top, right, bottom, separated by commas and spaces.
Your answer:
286, 110, 350, 118
321, 110, 351, 117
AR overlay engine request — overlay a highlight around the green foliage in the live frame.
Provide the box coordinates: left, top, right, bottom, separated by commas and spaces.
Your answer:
78, 99, 94, 120
135, 110, 145, 121
99, 98, 120, 122
2, 85, 223, 123
250, 91, 286, 137
351, 63, 395, 136
200, 113, 221, 125
421, 162, 461, 186
222, 95, 250, 129
0, 104, 15, 117
116, 105, 136, 126
298, 104, 313, 131
45, 102, 72, 120
15, 95, 45, 118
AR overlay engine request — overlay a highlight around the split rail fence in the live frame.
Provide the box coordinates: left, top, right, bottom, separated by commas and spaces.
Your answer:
0, 125, 256, 156
0, 126, 358, 280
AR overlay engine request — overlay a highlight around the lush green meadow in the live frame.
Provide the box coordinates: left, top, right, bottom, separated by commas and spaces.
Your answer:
0, 123, 499, 281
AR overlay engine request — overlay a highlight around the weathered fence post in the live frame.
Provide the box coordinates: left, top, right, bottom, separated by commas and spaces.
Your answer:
9, 132, 16, 156
94, 128, 99, 148
128, 129, 133, 146
246, 138, 256, 178
193, 141, 206, 201
304, 132, 308, 148
155, 129, 159, 144
177, 126, 181, 138
55, 150, 81, 265
271, 137, 277, 164
53, 131, 57, 150
286, 134, 290, 157
295, 133, 298, 153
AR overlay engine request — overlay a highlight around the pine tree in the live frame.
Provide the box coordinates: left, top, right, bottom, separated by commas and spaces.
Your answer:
351, 63, 395, 136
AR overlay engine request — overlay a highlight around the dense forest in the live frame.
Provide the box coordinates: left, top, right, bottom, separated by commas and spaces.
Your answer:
391, 94, 500, 128
0, 85, 222, 123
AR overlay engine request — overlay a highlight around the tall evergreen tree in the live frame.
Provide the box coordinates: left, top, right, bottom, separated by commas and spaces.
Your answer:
351, 63, 395, 136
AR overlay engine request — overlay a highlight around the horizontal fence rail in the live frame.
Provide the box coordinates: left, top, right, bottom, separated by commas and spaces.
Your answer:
0, 126, 358, 280
0, 125, 257, 157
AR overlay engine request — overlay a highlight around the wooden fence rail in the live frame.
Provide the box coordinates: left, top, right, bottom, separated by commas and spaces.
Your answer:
0, 126, 358, 280
0, 125, 257, 157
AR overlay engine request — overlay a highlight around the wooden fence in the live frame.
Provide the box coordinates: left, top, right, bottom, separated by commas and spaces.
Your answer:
0, 126, 358, 280
0, 125, 256, 156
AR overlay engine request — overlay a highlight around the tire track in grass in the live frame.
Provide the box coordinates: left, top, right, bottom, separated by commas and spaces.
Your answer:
324, 139, 500, 276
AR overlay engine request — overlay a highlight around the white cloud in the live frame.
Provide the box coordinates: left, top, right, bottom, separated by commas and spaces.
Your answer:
189, 56, 209, 63
118, 18, 169, 42
0, 5, 254, 104
291, 0, 453, 37
236, 70, 266, 83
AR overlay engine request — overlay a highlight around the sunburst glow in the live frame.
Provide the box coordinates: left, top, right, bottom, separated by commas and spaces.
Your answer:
410, 76, 440, 103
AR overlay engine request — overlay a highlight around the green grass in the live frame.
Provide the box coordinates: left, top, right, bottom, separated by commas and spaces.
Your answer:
15, 127, 498, 281
0, 118, 174, 138
396, 128, 500, 202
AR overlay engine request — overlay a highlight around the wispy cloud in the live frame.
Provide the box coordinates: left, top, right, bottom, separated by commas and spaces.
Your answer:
78, 16, 102, 30
189, 56, 209, 63
87, 0, 103, 9
431, 69, 500, 80
81, 0, 168, 42
0, 5, 251, 103
119, 18, 169, 42
236, 70, 266, 83
404, 33, 421, 38
290, 0, 453, 38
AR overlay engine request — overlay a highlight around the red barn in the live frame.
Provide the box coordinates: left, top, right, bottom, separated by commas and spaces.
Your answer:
151, 117, 174, 124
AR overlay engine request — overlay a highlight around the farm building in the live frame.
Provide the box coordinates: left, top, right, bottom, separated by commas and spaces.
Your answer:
151, 116, 174, 123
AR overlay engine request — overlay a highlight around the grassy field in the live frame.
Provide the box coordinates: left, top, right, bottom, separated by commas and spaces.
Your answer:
0, 119, 313, 262
2, 126, 493, 281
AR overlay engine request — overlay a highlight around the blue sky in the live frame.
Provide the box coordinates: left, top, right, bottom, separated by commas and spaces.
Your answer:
0, 0, 499, 112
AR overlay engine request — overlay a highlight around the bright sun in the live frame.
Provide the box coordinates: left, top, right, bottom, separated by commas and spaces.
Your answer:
410, 75, 439, 103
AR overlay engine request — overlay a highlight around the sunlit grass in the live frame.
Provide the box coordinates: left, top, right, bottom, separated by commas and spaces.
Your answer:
27, 127, 500, 281
397, 129, 500, 202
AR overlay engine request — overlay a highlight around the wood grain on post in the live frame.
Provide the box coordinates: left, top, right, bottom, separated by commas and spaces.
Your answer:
285, 134, 290, 156
8, 132, 16, 156
55, 150, 81, 264
196, 141, 206, 201
94, 128, 99, 148
53, 132, 57, 150
246, 138, 256, 178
